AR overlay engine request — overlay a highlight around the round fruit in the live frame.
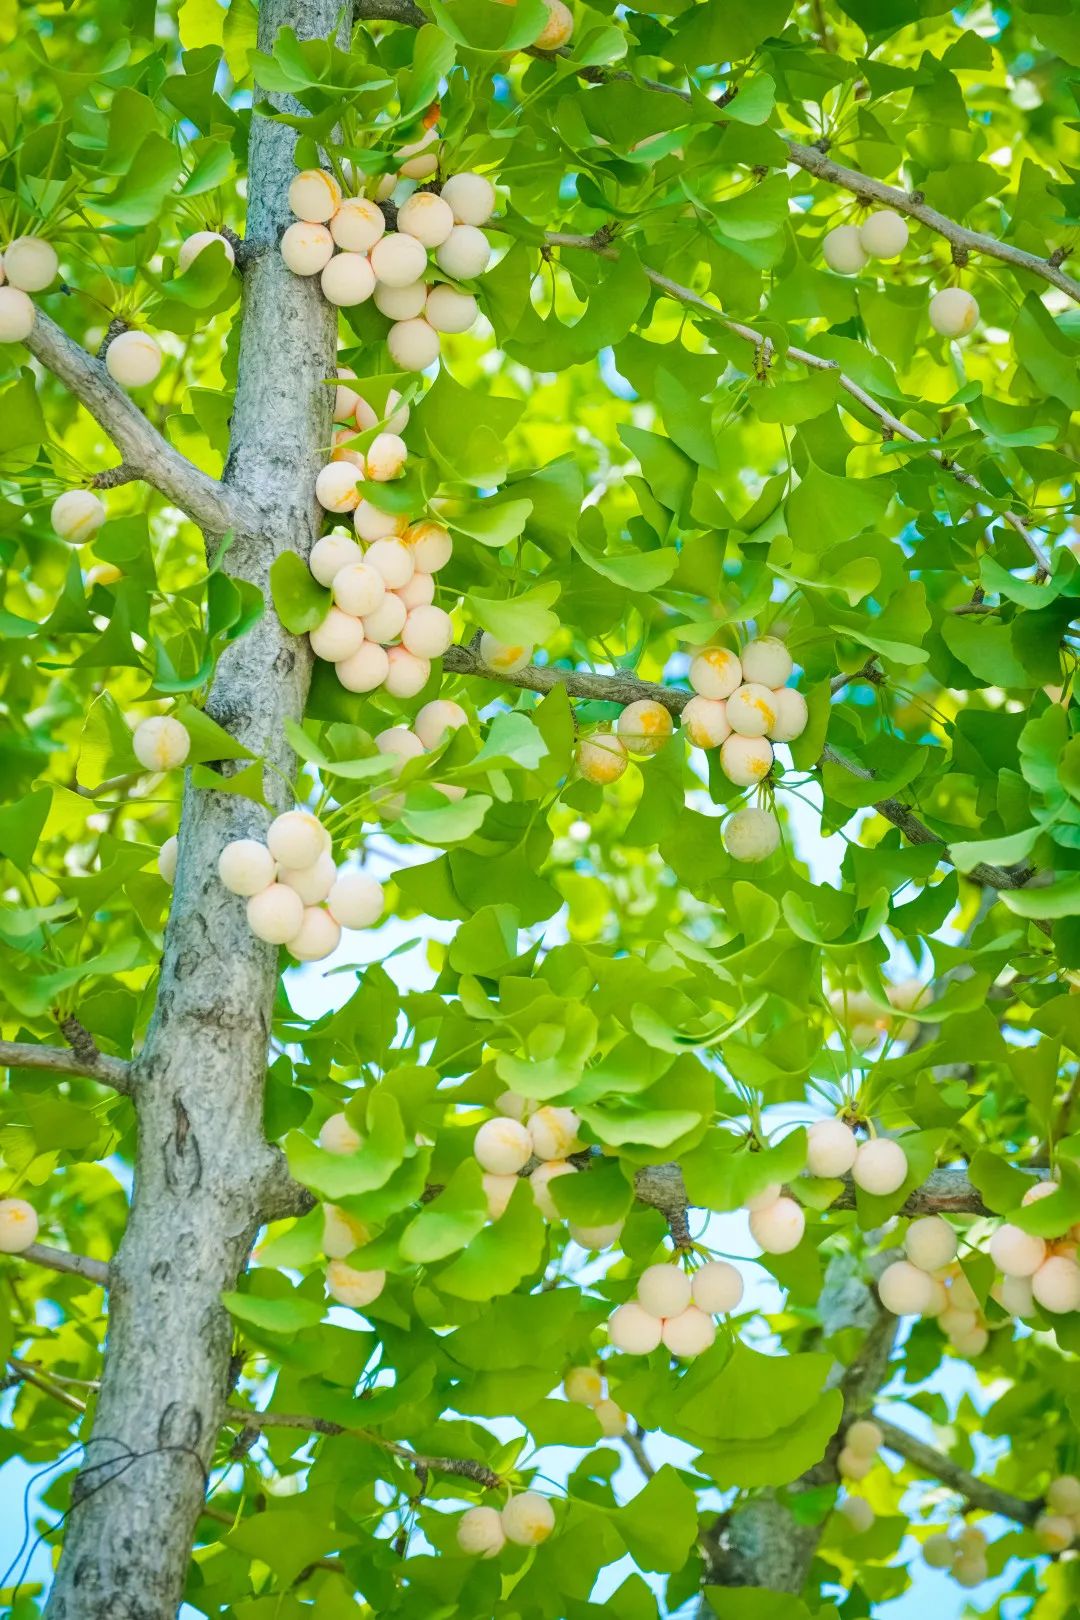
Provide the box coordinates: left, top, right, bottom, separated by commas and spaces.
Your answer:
371, 232, 428, 287
806, 1118, 859, 1179
904, 1215, 957, 1273
997, 1273, 1034, 1316
315, 461, 361, 513
337, 641, 390, 691
951, 1554, 987, 1589
1035, 1513, 1075, 1553
578, 734, 628, 785
740, 637, 793, 688
133, 715, 190, 771
331, 427, 365, 469
327, 872, 383, 930
330, 197, 386, 252
326, 1259, 385, 1308
178, 231, 234, 272
661, 1305, 716, 1358
479, 633, 532, 674
288, 169, 342, 223
0, 1198, 39, 1253
1032, 1255, 1080, 1314
859, 209, 909, 259
723, 807, 780, 862
483, 1172, 517, 1220
333, 562, 386, 618
3, 236, 58, 292
769, 687, 808, 743
287, 905, 341, 962
334, 368, 360, 421
564, 1366, 604, 1405
637, 1263, 693, 1320
989, 1223, 1046, 1278
608, 1300, 663, 1355
354, 500, 406, 543
837, 1446, 872, 1480
0, 286, 35, 342
749, 1195, 805, 1254
681, 695, 730, 749
266, 810, 327, 870
689, 646, 742, 700
929, 287, 979, 337
218, 838, 276, 896
387, 317, 440, 371
822, 224, 868, 274
356, 385, 409, 436
322, 1205, 368, 1260
365, 432, 408, 482
530, 1159, 576, 1218
838, 1497, 874, 1534
403, 520, 453, 572
309, 607, 366, 663
528, 1105, 580, 1161
425, 283, 479, 334
398, 190, 455, 248
51, 490, 107, 544
319, 1112, 362, 1154
375, 727, 425, 772
536, 0, 574, 48
384, 646, 431, 698
106, 330, 163, 388
501, 1492, 555, 1547
310, 532, 362, 585
616, 699, 673, 756
281, 221, 335, 276
744, 1183, 781, 1212
362, 594, 408, 645
852, 1137, 908, 1195
568, 1219, 624, 1249
474, 1117, 532, 1175
321, 253, 376, 307
457, 1505, 505, 1558
877, 1259, 935, 1316
921, 1534, 955, 1569
246, 882, 305, 944
374, 279, 428, 320
595, 1398, 627, 1437
496, 1092, 528, 1120
719, 733, 773, 786
1022, 1179, 1058, 1206
415, 699, 468, 750
397, 128, 439, 180
1047, 1475, 1080, 1515
690, 1260, 744, 1314
435, 224, 492, 280
727, 682, 778, 738
278, 850, 336, 905
441, 172, 497, 227
845, 1419, 882, 1456
158, 834, 179, 884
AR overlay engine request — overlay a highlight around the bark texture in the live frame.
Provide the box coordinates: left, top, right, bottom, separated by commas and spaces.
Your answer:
44, 3, 339, 1615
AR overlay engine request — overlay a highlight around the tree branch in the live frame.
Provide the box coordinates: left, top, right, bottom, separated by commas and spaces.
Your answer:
25, 309, 250, 536
224, 1407, 502, 1488
543, 233, 1051, 576
874, 1415, 1042, 1524
785, 142, 1080, 305
0, 1036, 133, 1095
630, 1162, 1006, 1221
17, 1243, 110, 1287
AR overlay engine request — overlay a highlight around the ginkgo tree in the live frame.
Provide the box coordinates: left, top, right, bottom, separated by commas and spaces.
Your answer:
3, 0, 1080, 1615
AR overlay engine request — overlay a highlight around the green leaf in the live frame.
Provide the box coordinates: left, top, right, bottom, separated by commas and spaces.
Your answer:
269, 550, 331, 634
437, 1178, 546, 1299
399, 1159, 488, 1263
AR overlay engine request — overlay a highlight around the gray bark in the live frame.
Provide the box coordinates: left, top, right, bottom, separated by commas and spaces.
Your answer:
44, 3, 339, 1614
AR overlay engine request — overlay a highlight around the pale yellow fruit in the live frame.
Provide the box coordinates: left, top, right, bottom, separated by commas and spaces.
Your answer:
501, 1491, 555, 1547
246, 882, 305, 944
327, 872, 383, 930
403, 520, 453, 572
616, 699, 673, 756
309, 606, 365, 663
87, 562, 122, 587
331, 427, 365, 469
749, 1195, 805, 1254
354, 499, 406, 543
280, 221, 334, 276
661, 1305, 716, 1358
398, 190, 455, 248
951, 1554, 987, 1589
769, 687, 808, 743
563, 1366, 603, 1406
727, 682, 778, 738
608, 1300, 662, 1354
310, 532, 362, 585
322, 1204, 369, 1259
396, 572, 435, 612
106, 330, 163, 388
997, 1273, 1034, 1316
334, 368, 360, 421
743, 1183, 781, 1213
321, 252, 376, 307
158, 834, 179, 884
859, 209, 909, 259
740, 637, 793, 688
680, 695, 730, 749
374, 279, 428, 320
371, 232, 428, 287
989, 1223, 1046, 1278
440, 172, 496, 227
823, 224, 868, 274
288, 168, 342, 223
375, 726, 425, 772
838, 1497, 874, 1534
806, 1118, 858, 1179
1022, 1179, 1058, 1206
396, 128, 440, 180
218, 838, 276, 897
535, 0, 573, 49
921, 1533, 955, 1569
691, 1260, 743, 1314
594, 1398, 627, 1437
568, 1219, 624, 1249
365, 431, 408, 482
51, 490, 107, 544
852, 1137, 908, 1195
384, 646, 431, 698
1032, 1254, 1080, 1313
482, 1171, 517, 1221
178, 231, 234, 272
133, 715, 190, 771
435, 224, 492, 280
425, 283, 479, 334
1036, 1513, 1075, 1553
904, 1215, 958, 1273
479, 633, 532, 674
929, 287, 979, 337
387, 316, 440, 371
837, 1445, 872, 1481
877, 1259, 935, 1316
287, 905, 341, 962
474, 1116, 532, 1175
1047, 1475, 1080, 1515
4, 236, 58, 292
362, 593, 408, 644
530, 1159, 576, 1218
528, 1105, 580, 1161
637, 1263, 692, 1320
724, 806, 780, 861
315, 461, 362, 513
266, 810, 327, 870
319, 1112, 362, 1154
845, 1419, 882, 1456
333, 562, 386, 618
689, 645, 742, 700
337, 641, 389, 691
415, 699, 468, 750
457, 1505, 505, 1558
326, 1259, 385, 1308
330, 197, 386, 252
0, 285, 35, 343
719, 733, 773, 786
0, 1198, 39, 1253
578, 733, 628, 784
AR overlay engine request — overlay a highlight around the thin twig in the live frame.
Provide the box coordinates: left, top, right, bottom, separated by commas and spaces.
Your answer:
223, 1407, 502, 1489
0, 1037, 133, 1095
16, 1243, 110, 1287
875, 1415, 1042, 1524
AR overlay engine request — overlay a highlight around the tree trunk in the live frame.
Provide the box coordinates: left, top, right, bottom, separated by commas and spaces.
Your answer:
45, 4, 338, 1614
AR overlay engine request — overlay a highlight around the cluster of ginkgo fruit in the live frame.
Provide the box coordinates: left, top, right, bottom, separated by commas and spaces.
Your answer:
472, 1097, 584, 1222
280, 149, 496, 370
607, 1258, 745, 1359
822, 208, 979, 337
